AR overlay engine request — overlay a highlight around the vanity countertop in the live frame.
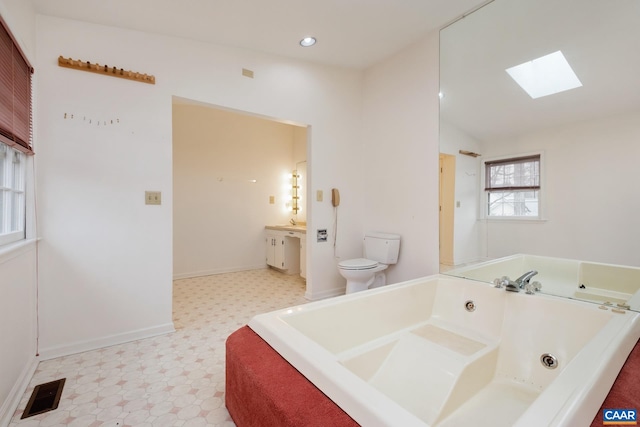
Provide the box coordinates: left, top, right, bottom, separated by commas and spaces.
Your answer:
265, 224, 306, 234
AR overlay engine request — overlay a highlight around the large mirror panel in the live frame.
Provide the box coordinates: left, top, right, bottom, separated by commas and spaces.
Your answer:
439, 0, 640, 310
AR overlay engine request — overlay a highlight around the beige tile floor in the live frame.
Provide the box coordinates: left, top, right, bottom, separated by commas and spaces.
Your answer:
10, 269, 308, 427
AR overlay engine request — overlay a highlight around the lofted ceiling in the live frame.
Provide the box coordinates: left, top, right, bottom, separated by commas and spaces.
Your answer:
31, 0, 486, 69
440, 0, 640, 142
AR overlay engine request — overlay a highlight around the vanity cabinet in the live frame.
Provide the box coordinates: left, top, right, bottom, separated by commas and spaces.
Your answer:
265, 230, 300, 274
265, 233, 285, 270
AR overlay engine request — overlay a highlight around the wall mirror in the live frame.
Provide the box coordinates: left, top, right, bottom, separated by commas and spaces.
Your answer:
439, 0, 640, 311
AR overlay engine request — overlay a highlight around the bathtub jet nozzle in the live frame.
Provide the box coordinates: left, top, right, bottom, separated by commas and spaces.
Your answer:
541, 353, 558, 369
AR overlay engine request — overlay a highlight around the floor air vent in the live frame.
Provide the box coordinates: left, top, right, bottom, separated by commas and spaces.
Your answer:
21, 378, 66, 419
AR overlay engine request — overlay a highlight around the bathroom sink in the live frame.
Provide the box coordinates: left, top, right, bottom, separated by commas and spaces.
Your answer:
267, 224, 306, 233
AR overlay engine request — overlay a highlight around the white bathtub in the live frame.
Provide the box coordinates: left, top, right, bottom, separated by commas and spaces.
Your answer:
249, 275, 640, 427
446, 254, 640, 308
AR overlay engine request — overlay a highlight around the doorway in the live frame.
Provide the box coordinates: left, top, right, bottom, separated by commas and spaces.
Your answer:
172, 98, 309, 279
439, 153, 456, 267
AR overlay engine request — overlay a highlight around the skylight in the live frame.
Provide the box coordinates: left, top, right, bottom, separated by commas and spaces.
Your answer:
506, 50, 582, 99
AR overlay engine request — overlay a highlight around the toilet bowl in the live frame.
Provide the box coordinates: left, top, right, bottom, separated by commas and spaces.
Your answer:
338, 232, 401, 294
338, 258, 389, 293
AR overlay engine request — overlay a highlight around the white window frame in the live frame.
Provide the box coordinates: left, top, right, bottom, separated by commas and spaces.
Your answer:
480, 151, 545, 221
0, 143, 26, 246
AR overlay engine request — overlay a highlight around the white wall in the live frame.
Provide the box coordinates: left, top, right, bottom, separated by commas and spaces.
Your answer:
361, 32, 441, 283
0, 0, 35, 52
34, 13, 365, 358
480, 110, 640, 266
0, 1, 39, 425
173, 103, 300, 278
293, 127, 307, 165
440, 120, 483, 265
0, 246, 38, 426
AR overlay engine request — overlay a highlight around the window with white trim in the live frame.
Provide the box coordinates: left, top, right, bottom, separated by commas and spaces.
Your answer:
0, 143, 25, 245
484, 154, 541, 218
0, 14, 34, 246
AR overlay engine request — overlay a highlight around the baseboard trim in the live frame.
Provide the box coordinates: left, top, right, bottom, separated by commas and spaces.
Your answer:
0, 355, 38, 427
449, 257, 491, 269
173, 265, 267, 280
37, 322, 175, 361
305, 287, 344, 301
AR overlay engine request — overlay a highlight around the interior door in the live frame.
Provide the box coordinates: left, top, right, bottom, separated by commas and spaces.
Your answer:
439, 153, 456, 266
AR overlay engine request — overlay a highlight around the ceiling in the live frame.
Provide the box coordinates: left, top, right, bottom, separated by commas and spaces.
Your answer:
31, 0, 486, 69
440, 0, 640, 142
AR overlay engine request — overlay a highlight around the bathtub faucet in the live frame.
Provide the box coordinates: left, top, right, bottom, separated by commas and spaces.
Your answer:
493, 270, 539, 293
515, 270, 538, 288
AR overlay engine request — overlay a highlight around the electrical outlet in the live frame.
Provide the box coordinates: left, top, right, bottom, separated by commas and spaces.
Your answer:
269, 195, 275, 204
145, 191, 161, 205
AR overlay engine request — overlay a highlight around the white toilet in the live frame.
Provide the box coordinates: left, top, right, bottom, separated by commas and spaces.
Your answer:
338, 232, 401, 294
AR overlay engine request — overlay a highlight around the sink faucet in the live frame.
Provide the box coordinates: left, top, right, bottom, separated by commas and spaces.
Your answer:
290, 218, 297, 226
494, 270, 539, 293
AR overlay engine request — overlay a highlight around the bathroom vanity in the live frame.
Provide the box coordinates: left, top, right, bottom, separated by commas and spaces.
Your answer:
265, 225, 306, 278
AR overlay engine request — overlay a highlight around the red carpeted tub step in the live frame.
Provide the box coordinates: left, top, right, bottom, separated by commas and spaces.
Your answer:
590, 338, 640, 427
225, 326, 359, 427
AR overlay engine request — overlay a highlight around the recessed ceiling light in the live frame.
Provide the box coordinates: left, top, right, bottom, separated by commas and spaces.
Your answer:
506, 50, 582, 99
299, 37, 317, 47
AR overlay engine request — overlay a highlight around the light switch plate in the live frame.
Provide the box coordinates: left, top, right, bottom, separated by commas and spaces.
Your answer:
317, 190, 323, 202
145, 191, 161, 205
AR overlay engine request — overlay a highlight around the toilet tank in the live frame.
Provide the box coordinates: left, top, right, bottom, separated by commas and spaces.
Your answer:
364, 232, 401, 264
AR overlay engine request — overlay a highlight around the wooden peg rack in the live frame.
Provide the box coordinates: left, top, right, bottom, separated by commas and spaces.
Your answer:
58, 56, 156, 85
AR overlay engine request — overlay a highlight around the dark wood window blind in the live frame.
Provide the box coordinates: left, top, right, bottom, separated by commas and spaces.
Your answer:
485, 155, 540, 191
0, 14, 34, 155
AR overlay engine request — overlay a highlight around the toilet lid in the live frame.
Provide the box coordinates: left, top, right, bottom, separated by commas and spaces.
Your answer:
339, 258, 378, 270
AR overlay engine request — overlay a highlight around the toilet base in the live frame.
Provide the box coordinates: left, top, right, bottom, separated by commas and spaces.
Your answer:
345, 272, 386, 294
369, 272, 386, 289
